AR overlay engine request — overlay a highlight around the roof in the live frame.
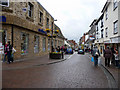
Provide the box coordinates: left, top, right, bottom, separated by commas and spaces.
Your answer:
101, 0, 111, 13
89, 19, 97, 27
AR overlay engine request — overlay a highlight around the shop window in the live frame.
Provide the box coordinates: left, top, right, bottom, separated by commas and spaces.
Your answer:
34, 35, 39, 53
28, 2, 33, 18
42, 37, 46, 52
114, 20, 118, 34
0, 30, 7, 46
0, 0, 9, 7
48, 39, 51, 51
21, 33, 29, 55
55, 40, 57, 48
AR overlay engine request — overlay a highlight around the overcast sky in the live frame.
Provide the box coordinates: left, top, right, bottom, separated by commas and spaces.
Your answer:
38, 0, 106, 43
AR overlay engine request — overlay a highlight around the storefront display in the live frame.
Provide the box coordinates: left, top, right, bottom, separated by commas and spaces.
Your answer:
34, 35, 39, 53
21, 33, 29, 55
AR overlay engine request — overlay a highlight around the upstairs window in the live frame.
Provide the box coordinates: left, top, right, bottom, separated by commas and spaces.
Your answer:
40, 11, 43, 24
105, 28, 108, 37
101, 19, 104, 27
101, 29, 104, 38
28, 2, 33, 17
114, 20, 118, 34
113, 0, 118, 10
46, 18, 49, 28
0, 0, 9, 7
105, 8, 108, 20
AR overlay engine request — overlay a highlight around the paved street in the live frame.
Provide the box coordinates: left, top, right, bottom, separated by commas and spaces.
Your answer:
2, 52, 109, 88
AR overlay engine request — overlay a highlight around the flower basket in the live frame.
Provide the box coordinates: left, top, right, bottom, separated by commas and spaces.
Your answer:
49, 52, 62, 59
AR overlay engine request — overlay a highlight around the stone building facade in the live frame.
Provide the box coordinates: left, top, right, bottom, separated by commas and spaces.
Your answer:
0, 0, 65, 60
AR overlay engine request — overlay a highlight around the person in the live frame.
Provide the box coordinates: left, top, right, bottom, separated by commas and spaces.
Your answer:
104, 46, 112, 67
92, 46, 100, 66
51, 46, 55, 52
111, 47, 115, 65
6, 41, 13, 64
114, 49, 119, 68
57, 46, 60, 52
3, 42, 8, 62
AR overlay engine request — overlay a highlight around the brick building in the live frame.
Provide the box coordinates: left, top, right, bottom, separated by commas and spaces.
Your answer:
0, 0, 65, 60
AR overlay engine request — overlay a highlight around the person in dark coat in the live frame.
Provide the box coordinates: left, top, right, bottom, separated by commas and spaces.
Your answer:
104, 46, 112, 67
111, 47, 115, 65
6, 41, 13, 64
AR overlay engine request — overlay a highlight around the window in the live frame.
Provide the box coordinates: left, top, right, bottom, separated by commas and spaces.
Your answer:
0, 0, 9, 7
105, 8, 108, 20
42, 37, 46, 52
101, 29, 104, 38
114, 20, 118, 34
46, 18, 49, 28
55, 40, 57, 48
28, 2, 33, 17
113, 0, 118, 10
101, 19, 104, 27
34, 35, 39, 53
21, 33, 29, 55
40, 11, 43, 24
0, 30, 7, 46
105, 28, 108, 37
48, 39, 51, 51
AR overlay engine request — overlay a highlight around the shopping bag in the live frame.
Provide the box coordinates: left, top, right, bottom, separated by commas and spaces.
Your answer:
91, 57, 94, 62
98, 57, 101, 66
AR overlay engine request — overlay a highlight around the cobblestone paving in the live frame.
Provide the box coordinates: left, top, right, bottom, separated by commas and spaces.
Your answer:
2, 53, 109, 88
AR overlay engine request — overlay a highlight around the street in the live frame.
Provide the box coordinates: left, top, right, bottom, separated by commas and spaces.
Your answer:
2, 52, 109, 88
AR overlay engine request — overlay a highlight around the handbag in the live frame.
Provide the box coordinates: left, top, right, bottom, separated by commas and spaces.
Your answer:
91, 57, 94, 62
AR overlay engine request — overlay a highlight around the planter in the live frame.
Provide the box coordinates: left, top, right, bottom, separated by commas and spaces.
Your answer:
49, 53, 62, 59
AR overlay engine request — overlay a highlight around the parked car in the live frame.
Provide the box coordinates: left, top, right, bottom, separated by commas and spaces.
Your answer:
75, 48, 78, 52
78, 49, 84, 54
66, 47, 73, 54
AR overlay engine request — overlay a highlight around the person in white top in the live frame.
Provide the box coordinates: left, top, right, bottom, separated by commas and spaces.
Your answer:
114, 49, 119, 68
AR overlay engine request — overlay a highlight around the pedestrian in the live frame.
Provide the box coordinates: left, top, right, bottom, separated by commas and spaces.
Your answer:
6, 41, 13, 64
92, 46, 100, 66
114, 49, 119, 68
3, 42, 8, 62
51, 46, 55, 52
104, 46, 112, 67
111, 47, 116, 65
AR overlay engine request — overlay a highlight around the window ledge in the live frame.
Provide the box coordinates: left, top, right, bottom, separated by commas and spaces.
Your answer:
26, 16, 34, 22
2, 7, 13, 13
38, 22, 43, 26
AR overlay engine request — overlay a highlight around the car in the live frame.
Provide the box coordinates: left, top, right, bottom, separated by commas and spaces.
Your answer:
66, 47, 73, 54
78, 49, 84, 54
75, 48, 78, 52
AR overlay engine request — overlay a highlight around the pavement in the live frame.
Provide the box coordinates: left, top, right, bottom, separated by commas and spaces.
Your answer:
2, 53, 73, 70
86, 53, 119, 88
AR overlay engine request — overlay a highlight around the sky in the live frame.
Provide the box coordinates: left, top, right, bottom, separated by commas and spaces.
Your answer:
38, 0, 107, 43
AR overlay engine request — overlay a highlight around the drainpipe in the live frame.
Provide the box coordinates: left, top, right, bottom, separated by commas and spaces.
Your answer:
11, 24, 14, 47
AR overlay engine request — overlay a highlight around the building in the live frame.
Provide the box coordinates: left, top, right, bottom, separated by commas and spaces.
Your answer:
0, 0, 65, 60
95, 14, 104, 56
101, 0, 120, 52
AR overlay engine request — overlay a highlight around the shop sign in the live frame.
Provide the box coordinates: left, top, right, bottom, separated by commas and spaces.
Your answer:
0, 16, 6, 22
110, 37, 120, 43
0, 43, 4, 54
38, 29, 47, 34
22, 8, 27, 12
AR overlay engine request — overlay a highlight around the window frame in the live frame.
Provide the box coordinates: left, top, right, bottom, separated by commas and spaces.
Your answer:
113, 0, 118, 10
28, 2, 33, 18
0, 0, 9, 7
113, 20, 118, 34
105, 27, 108, 37
40, 11, 43, 24
101, 29, 104, 38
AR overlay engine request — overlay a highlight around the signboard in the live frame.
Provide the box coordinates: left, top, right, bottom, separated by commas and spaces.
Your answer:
0, 43, 4, 54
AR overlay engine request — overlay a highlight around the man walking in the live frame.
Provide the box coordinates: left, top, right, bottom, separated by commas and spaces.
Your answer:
92, 46, 100, 66
6, 41, 13, 64
104, 46, 112, 67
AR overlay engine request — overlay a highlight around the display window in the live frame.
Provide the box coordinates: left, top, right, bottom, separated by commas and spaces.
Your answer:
34, 35, 39, 53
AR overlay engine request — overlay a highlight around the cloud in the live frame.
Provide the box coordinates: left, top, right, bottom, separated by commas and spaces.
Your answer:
38, 0, 106, 42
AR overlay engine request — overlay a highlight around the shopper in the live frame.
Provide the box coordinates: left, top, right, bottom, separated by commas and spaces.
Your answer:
104, 46, 112, 67
3, 42, 8, 62
92, 46, 100, 66
114, 49, 119, 68
6, 41, 13, 64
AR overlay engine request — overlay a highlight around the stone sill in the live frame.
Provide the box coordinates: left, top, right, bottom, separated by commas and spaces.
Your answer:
38, 22, 43, 26
26, 16, 34, 22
